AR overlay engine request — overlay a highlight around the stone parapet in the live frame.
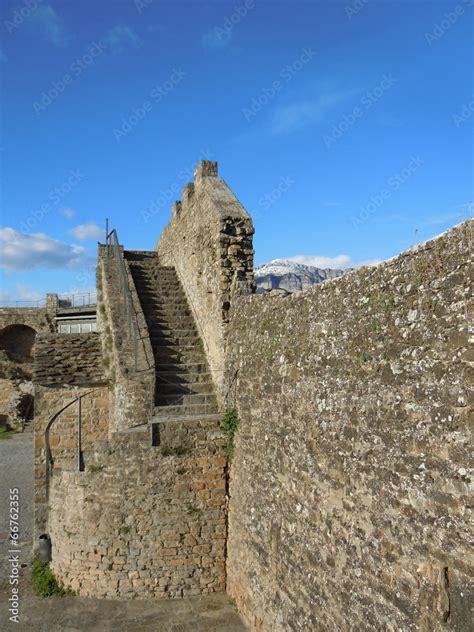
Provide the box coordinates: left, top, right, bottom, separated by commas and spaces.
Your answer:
226, 220, 473, 631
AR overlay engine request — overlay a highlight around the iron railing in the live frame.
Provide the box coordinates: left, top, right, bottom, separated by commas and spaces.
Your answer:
44, 389, 101, 500
57, 292, 97, 308
0, 292, 98, 309
105, 228, 139, 370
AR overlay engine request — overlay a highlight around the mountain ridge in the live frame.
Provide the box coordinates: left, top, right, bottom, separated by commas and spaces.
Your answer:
255, 258, 346, 293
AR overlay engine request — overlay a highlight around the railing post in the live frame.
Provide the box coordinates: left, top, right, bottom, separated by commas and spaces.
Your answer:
77, 397, 84, 472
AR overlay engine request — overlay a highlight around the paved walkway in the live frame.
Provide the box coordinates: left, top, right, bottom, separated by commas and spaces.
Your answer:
0, 580, 246, 631
0, 431, 247, 631
0, 430, 34, 582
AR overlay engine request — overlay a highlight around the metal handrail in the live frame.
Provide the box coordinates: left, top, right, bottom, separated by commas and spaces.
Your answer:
44, 388, 101, 500
0, 292, 98, 309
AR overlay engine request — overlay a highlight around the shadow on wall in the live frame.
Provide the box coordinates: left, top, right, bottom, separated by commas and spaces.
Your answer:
0, 324, 37, 363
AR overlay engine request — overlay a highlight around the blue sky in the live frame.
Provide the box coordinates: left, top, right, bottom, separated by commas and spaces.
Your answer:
0, 0, 472, 302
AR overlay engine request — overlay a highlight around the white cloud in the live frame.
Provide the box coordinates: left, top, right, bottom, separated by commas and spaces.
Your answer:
104, 26, 141, 54
0, 228, 89, 272
270, 90, 357, 135
28, 5, 69, 47
287, 254, 352, 269
68, 223, 102, 241
0, 284, 43, 304
201, 27, 233, 50
61, 208, 76, 219
287, 254, 383, 270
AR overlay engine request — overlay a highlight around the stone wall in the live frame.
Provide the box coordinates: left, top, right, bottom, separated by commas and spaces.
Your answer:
0, 307, 54, 335
48, 418, 227, 599
33, 331, 108, 535
34, 385, 110, 537
97, 245, 155, 431
157, 161, 255, 404
34, 333, 105, 386
0, 309, 53, 430
226, 221, 472, 631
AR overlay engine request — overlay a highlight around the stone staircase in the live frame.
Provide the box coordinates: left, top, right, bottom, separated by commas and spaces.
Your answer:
125, 251, 219, 421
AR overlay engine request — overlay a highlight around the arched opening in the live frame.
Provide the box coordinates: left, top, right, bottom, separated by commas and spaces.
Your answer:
0, 325, 36, 431
0, 324, 37, 363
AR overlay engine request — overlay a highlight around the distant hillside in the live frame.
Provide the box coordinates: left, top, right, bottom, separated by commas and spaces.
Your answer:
254, 259, 345, 293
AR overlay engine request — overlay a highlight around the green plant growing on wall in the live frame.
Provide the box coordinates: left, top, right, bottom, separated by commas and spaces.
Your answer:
0, 427, 15, 440
222, 408, 239, 462
31, 556, 75, 597
88, 464, 104, 474
161, 445, 188, 457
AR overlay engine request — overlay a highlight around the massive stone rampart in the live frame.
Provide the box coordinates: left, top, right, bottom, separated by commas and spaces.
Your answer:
226, 221, 472, 631
156, 161, 255, 404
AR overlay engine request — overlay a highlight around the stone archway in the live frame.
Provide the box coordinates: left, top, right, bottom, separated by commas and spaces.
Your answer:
0, 324, 37, 363
0, 325, 37, 430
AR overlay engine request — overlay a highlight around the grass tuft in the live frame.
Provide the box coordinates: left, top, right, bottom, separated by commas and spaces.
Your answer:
31, 556, 75, 597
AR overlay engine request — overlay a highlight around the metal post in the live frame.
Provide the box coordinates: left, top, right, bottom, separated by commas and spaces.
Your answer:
105, 217, 109, 257
77, 397, 84, 472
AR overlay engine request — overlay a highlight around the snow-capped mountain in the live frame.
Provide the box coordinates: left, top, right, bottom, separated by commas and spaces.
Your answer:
254, 259, 345, 293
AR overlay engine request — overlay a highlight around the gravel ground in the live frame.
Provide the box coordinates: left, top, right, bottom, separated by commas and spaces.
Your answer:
0, 430, 34, 585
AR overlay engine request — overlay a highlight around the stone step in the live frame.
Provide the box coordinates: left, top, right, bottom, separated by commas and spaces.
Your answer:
149, 327, 197, 337
156, 381, 215, 395
152, 402, 218, 417
150, 412, 222, 424
155, 370, 213, 384
125, 251, 161, 260
149, 327, 198, 337
153, 350, 207, 365
141, 302, 190, 311
155, 362, 209, 374
150, 335, 201, 348
147, 318, 196, 330
155, 392, 217, 407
